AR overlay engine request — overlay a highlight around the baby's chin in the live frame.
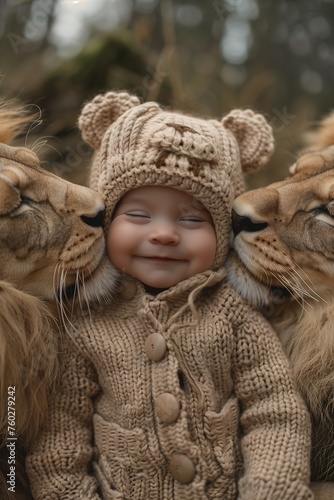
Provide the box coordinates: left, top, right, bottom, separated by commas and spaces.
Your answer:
138, 272, 186, 290
131, 267, 178, 288
141, 277, 180, 289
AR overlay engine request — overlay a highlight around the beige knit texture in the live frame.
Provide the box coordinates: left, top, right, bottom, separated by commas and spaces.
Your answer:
78, 91, 274, 268
26, 273, 313, 499
25, 92, 312, 499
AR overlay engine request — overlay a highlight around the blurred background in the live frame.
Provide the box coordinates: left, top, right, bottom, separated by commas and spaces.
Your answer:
1, 0, 334, 187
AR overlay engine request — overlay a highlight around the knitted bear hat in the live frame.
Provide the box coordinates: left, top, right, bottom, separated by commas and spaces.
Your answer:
78, 91, 274, 270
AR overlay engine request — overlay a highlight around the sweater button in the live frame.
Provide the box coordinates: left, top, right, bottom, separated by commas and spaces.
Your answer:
156, 393, 180, 424
145, 333, 167, 362
169, 453, 196, 484
119, 281, 136, 300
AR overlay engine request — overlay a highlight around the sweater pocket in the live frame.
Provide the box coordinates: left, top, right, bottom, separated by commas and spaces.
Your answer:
93, 414, 148, 499
204, 397, 243, 479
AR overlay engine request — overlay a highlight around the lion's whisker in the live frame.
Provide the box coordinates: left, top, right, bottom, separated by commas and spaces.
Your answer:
31, 138, 63, 159
75, 271, 92, 320
289, 264, 325, 303
53, 263, 62, 311
72, 271, 81, 312
80, 274, 93, 321
57, 268, 76, 337
278, 268, 318, 303
24, 105, 43, 148
275, 273, 309, 312
58, 269, 67, 325
284, 270, 319, 302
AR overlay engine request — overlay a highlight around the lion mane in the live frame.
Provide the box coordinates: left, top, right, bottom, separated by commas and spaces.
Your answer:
0, 102, 117, 499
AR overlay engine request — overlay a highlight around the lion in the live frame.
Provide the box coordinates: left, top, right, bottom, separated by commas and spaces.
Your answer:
228, 114, 334, 500
0, 104, 118, 499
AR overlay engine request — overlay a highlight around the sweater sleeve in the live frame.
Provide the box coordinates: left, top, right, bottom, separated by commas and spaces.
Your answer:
26, 335, 102, 500
232, 305, 314, 500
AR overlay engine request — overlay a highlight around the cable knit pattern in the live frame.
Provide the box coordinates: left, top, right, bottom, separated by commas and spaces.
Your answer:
26, 92, 312, 499
26, 273, 313, 499
222, 109, 274, 172
78, 92, 141, 149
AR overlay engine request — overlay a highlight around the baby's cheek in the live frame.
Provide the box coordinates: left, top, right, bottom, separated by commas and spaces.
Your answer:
107, 220, 139, 271
106, 221, 125, 265
192, 228, 216, 270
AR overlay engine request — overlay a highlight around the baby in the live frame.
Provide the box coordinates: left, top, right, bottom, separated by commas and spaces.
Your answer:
26, 92, 313, 499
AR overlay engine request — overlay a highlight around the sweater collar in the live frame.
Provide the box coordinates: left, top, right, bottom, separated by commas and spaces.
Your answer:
119, 267, 226, 305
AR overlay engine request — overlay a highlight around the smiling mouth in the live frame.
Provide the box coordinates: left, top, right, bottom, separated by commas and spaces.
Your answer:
141, 256, 182, 262
148, 257, 175, 261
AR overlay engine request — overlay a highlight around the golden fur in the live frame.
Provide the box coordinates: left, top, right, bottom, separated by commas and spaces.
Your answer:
0, 102, 33, 145
0, 103, 117, 499
228, 113, 334, 499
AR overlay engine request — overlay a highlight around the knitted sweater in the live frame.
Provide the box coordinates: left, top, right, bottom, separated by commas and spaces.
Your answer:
26, 269, 313, 499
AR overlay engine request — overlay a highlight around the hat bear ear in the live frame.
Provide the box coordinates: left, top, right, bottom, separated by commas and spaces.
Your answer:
222, 109, 274, 173
78, 91, 141, 149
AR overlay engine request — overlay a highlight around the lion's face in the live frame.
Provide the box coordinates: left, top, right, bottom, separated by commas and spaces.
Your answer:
0, 143, 112, 301
231, 145, 334, 304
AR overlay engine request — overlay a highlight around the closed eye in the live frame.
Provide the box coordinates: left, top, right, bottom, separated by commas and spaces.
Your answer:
125, 211, 151, 221
179, 216, 210, 226
180, 217, 205, 222
127, 211, 149, 216
313, 206, 332, 216
312, 206, 334, 227
20, 196, 35, 205
11, 195, 36, 216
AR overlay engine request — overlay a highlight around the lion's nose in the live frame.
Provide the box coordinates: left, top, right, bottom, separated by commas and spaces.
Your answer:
81, 209, 105, 228
232, 209, 268, 236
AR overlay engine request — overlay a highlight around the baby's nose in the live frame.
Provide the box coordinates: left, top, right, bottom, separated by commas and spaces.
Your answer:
148, 221, 180, 245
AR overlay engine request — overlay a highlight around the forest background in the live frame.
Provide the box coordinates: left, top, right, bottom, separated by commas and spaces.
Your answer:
1, 0, 333, 188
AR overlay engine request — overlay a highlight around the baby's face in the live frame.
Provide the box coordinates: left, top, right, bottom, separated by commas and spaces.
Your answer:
107, 186, 216, 288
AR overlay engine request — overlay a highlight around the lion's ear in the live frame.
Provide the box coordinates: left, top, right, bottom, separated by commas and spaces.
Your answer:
12, 147, 40, 167
222, 109, 274, 173
78, 91, 141, 149
0, 178, 21, 215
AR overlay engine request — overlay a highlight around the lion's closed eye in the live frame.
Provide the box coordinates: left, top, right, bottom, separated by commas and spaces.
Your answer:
9, 193, 37, 216
20, 195, 35, 205
312, 204, 334, 227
